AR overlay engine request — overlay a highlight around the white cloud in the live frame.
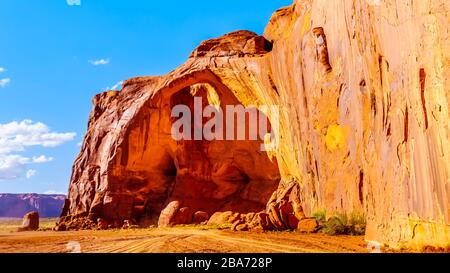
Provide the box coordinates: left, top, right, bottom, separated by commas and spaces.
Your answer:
103, 80, 123, 91
0, 78, 10, 87
0, 67, 5, 73
32, 155, 54, 163
0, 154, 54, 180
26, 169, 37, 179
67, 0, 81, 6
89, 58, 110, 66
0, 120, 76, 180
0, 155, 30, 179
77, 142, 82, 147
0, 120, 76, 154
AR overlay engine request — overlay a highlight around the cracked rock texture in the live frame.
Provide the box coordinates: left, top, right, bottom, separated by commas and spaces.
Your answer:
62, 0, 450, 249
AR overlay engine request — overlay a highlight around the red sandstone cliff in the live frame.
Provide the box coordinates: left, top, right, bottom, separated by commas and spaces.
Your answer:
62, 0, 450, 249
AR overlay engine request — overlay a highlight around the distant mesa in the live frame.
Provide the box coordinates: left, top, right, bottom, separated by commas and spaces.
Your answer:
0, 194, 66, 218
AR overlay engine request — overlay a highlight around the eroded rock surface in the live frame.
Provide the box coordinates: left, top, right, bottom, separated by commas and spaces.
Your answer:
18, 211, 39, 232
61, 0, 450, 249
60, 31, 281, 230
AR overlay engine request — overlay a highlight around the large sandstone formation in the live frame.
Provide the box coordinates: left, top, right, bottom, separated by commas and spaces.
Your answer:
62, 31, 281, 229
62, 0, 450, 249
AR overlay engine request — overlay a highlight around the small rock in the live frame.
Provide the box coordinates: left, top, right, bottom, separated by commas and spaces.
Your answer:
122, 220, 133, 229
230, 213, 242, 224
248, 212, 273, 231
297, 218, 319, 233
97, 218, 108, 230
231, 220, 242, 231
158, 201, 181, 227
55, 223, 67, 232
207, 211, 234, 225
173, 207, 193, 225
17, 211, 39, 232
193, 211, 209, 224
287, 214, 300, 230
236, 224, 249, 232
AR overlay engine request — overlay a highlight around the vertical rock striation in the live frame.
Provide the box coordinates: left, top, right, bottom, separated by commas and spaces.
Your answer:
62, 0, 450, 249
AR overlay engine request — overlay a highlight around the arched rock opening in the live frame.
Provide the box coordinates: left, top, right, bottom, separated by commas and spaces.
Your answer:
103, 77, 280, 227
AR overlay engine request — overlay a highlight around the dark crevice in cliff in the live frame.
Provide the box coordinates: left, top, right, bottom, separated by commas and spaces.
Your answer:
386, 123, 391, 137
404, 106, 409, 143
313, 27, 332, 74
314, 159, 320, 179
337, 84, 343, 107
378, 55, 385, 86
371, 91, 377, 116
268, 74, 279, 96
379, 55, 391, 129
420, 68, 429, 130
359, 79, 366, 90
263, 38, 274, 52
359, 171, 364, 205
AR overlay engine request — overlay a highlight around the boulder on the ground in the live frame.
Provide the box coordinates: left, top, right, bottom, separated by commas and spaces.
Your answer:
297, 218, 319, 233
193, 211, 209, 224
207, 211, 240, 226
97, 218, 109, 230
158, 202, 197, 227
236, 223, 249, 231
158, 201, 181, 227
173, 207, 193, 225
17, 211, 39, 232
54, 223, 67, 231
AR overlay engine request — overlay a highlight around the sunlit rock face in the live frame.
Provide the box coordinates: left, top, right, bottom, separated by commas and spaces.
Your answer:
62, 0, 450, 248
259, 0, 450, 249
62, 31, 281, 228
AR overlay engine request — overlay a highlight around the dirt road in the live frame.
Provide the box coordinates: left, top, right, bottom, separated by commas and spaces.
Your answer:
0, 228, 369, 253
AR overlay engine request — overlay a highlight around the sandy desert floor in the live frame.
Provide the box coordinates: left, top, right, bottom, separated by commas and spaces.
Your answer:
0, 227, 371, 253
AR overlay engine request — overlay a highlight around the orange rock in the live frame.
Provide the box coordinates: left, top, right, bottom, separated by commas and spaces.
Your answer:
193, 211, 209, 224
278, 200, 293, 226
61, 0, 450, 249
245, 213, 256, 223
236, 224, 249, 232
248, 212, 273, 231
287, 214, 300, 230
97, 218, 108, 230
54, 223, 66, 232
297, 218, 319, 233
231, 220, 243, 231
173, 207, 193, 225
122, 219, 136, 229
158, 201, 181, 227
207, 212, 236, 225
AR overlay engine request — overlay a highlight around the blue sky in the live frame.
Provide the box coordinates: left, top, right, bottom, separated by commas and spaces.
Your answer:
0, 0, 291, 194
